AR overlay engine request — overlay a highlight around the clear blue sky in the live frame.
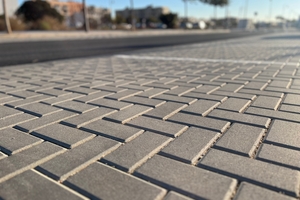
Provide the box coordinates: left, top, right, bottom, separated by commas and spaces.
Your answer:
19, 0, 300, 21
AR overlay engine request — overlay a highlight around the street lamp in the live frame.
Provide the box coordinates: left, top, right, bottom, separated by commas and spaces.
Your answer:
269, 0, 272, 23
244, 0, 248, 19
2, 0, 12, 34
83, 0, 90, 32
130, 0, 135, 30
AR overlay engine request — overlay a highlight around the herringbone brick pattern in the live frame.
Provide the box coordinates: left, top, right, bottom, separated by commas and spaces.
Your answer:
0, 33, 300, 200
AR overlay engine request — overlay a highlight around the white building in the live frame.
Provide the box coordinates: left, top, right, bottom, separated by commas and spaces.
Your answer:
0, 0, 18, 16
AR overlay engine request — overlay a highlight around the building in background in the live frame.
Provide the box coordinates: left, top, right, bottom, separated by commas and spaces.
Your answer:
116, 6, 170, 21
46, 0, 83, 18
0, 0, 18, 16
87, 6, 111, 28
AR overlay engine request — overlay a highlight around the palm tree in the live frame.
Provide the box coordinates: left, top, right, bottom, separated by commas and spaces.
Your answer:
2, 0, 12, 34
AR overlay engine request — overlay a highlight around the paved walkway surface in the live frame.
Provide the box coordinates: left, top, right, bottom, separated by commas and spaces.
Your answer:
0, 29, 230, 43
0, 32, 300, 200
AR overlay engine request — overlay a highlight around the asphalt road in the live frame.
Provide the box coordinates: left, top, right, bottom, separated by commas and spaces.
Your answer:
0, 31, 271, 67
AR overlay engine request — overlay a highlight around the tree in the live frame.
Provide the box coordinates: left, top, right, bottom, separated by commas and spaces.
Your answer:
102, 14, 112, 24
2, 0, 12, 34
159, 13, 178, 29
16, 0, 63, 22
114, 15, 126, 24
199, 0, 229, 19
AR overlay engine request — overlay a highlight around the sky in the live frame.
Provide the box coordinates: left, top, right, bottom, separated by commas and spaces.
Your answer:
18, 0, 300, 21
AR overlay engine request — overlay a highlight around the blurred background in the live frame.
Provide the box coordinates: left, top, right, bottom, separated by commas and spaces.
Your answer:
1, 0, 300, 33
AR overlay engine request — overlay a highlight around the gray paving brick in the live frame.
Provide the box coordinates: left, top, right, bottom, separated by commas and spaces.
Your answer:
264, 120, 300, 149
0, 170, 85, 200
257, 143, 300, 171
160, 127, 220, 164
102, 131, 172, 173
5, 95, 53, 108
153, 94, 197, 105
119, 84, 153, 91
283, 94, 300, 106
0, 105, 22, 119
168, 113, 230, 133
93, 85, 127, 93
183, 92, 228, 102
104, 105, 153, 124
73, 91, 113, 103
121, 96, 166, 107
234, 182, 295, 200
199, 149, 300, 197
208, 109, 271, 128
65, 86, 99, 95
80, 80, 110, 88
164, 191, 193, 200
212, 90, 257, 100
127, 116, 188, 137
105, 89, 142, 101
244, 81, 269, 90
245, 107, 300, 123
214, 123, 265, 157
217, 98, 251, 113
268, 80, 291, 88
88, 98, 133, 110
252, 96, 281, 110
145, 83, 178, 90
31, 124, 95, 149
181, 99, 220, 116
14, 110, 77, 132
61, 107, 116, 128
136, 88, 168, 98
164, 87, 195, 96
52, 82, 82, 90
64, 162, 166, 200
0, 142, 65, 183
238, 88, 284, 98
0, 96, 21, 105
192, 85, 220, 94
8, 90, 42, 99
54, 101, 97, 114
144, 102, 187, 120
41, 93, 84, 105
81, 119, 144, 142
36, 136, 120, 181
0, 152, 6, 160
217, 83, 244, 92
0, 128, 42, 155
279, 104, 300, 114
17, 102, 61, 117
134, 155, 237, 199
37, 88, 71, 97
0, 113, 37, 130
0, 93, 11, 99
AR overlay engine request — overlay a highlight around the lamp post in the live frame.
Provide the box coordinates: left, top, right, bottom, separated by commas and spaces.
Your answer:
244, 0, 248, 19
130, 0, 135, 30
83, 0, 90, 32
269, 0, 272, 23
2, 0, 12, 34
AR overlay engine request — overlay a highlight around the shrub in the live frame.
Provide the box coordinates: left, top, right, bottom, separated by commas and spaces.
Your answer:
0, 18, 27, 31
33, 16, 66, 30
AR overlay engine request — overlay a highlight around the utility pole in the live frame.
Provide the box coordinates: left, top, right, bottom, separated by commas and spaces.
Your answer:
244, 0, 248, 19
184, 0, 188, 22
83, 0, 90, 32
2, 0, 12, 34
130, 0, 135, 30
269, 0, 272, 23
